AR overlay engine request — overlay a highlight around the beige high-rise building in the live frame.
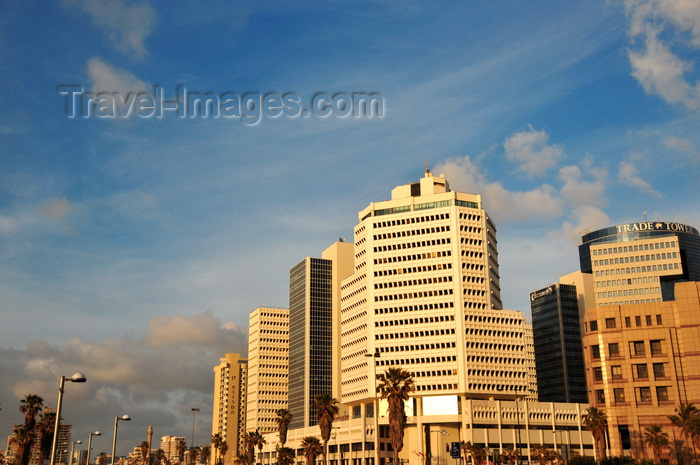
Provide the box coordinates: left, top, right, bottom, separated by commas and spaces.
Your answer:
246, 307, 289, 434
523, 324, 539, 401
213, 353, 248, 460
582, 281, 700, 460
159, 436, 185, 463
340, 170, 530, 406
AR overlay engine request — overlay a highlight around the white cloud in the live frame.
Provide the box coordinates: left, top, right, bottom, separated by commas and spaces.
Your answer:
560, 206, 611, 243
87, 57, 150, 95
558, 156, 607, 208
504, 126, 563, 176
625, 0, 700, 112
618, 161, 662, 197
435, 156, 563, 222
68, 0, 156, 58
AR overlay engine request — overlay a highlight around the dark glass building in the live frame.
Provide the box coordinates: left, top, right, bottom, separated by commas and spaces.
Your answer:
289, 257, 333, 429
530, 283, 588, 403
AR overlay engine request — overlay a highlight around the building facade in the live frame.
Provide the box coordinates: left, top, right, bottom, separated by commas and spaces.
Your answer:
246, 307, 289, 434
530, 283, 587, 403
582, 281, 700, 460
579, 222, 700, 306
159, 436, 186, 464
213, 353, 248, 460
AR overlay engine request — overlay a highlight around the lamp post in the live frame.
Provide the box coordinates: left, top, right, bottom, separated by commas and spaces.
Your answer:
111, 415, 131, 465
50, 373, 87, 465
87, 431, 102, 465
364, 350, 380, 465
70, 440, 82, 465
191, 408, 200, 448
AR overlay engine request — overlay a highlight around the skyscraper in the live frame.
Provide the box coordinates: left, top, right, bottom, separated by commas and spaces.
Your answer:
579, 221, 700, 305
340, 170, 530, 405
530, 283, 587, 403
213, 353, 248, 460
246, 307, 289, 433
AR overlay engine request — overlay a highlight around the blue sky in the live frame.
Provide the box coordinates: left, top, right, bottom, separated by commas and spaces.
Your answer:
1, 0, 699, 454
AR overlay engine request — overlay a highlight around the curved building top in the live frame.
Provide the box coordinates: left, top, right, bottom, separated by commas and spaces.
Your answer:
581, 221, 699, 246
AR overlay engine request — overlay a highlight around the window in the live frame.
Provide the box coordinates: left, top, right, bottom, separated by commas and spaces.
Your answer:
646, 315, 652, 326
656, 314, 663, 325
633, 341, 645, 356
614, 388, 626, 403
594, 367, 603, 381
653, 363, 666, 378
609, 343, 620, 357
651, 340, 662, 355
657, 386, 669, 402
596, 389, 605, 404
592, 345, 601, 359
612, 365, 623, 380
590, 320, 598, 331
606, 318, 616, 328
638, 387, 652, 402
635, 316, 642, 327
625, 317, 631, 327
635, 364, 648, 379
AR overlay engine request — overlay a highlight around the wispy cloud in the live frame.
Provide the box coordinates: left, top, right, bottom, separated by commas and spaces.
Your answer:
87, 56, 150, 95
504, 126, 563, 177
67, 0, 156, 58
618, 159, 662, 197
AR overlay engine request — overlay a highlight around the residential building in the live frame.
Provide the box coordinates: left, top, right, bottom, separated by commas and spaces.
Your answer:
159, 436, 185, 464
530, 283, 587, 403
246, 307, 289, 434
213, 353, 248, 461
582, 281, 700, 459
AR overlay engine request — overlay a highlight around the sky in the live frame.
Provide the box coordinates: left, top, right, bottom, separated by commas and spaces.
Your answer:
1, 0, 699, 456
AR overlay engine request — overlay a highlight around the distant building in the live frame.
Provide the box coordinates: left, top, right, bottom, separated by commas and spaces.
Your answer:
579, 221, 700, 305
159, 436, 185, 463
530, 282, 587, 403
582, 281, 700, 459
213, 353, 247, 460
246, 307, 289, 434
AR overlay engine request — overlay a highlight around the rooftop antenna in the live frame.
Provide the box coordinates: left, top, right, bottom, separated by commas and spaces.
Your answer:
643, 210, 647, 221
424, 159, 431, 176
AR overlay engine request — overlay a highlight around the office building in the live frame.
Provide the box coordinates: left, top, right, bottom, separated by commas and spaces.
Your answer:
159, 436, 186, 464
213, 353, 248, 460
579, 221, 700, 306
582, 281, 700, 460
530, 283, 587, 403
246, 307, 289, 434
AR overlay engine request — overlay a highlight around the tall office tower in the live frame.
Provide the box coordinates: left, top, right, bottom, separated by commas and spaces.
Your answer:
288, 242, 354, 429
579, 221, 700, 306
246, 307, 289, 433
213, 353, 248, 459
530, 283, 587, 403
582, 281, 700, 460
340, 170, 530, 407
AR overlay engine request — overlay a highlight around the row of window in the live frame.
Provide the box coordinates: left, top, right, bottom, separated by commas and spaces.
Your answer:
459, 225, 483, 233
597, 287, 660, 298
373, 250, 452, 265
593, 362, 666, 381
589, 314, 663, 331
374, 275, 453, 289
593, 241, 677, 255
597, 276, 659, 287
375, 314, 455, 327
596, 386, 670, 404
374, 287, 454, 301
375, 354, 457, 365
595, 262, 680, 277
372, 213, 450, 228
591, 339, 664, 358
373, 229, 450, 242
375, 328, 456, 339
373, 237, 451, 253
594, 251, 678, 267
374, 301, 455, 314
374, 262, 453, 277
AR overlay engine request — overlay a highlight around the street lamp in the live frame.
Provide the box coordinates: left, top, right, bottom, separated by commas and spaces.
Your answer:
50, 373, 87, 465
191, 408, 200, 448
111, 415, 131, 465
87, 431, 102, 465
70, 440, 82, 465
364, 350, 380, 465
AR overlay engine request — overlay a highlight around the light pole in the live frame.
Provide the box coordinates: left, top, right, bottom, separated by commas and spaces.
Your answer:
50, 373, 87, 465
364, 350, 380, 465
191, 408, 200, 448
87, 431, 102, 465
111, 415, 131, 465
70, 440, 82, 465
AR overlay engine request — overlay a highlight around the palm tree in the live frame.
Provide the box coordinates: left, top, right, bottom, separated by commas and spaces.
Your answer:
275, 410, 294, 447
276, 447, 295, 465
242, 431, 265, 465
211, 434, 223, 465
377, 367, 415, 465
219, 442, 228, 464
459, 442, 485, 465
9, 424, 33, 465
300, 437, 323, 465
669, 403, 699, 464
530, 445, 559, 465
35, 410, 56, 465
500, 445, 519, 465
643, 425, 669, 463
188, 448, 199, 465
154, 449, 166, 465
312, 394, 339, 465
582, 407, 608, 461
19, 395, 44, 430
139, 441, 150, 465
200, 446, 211, 465
176, 438, 188, 465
